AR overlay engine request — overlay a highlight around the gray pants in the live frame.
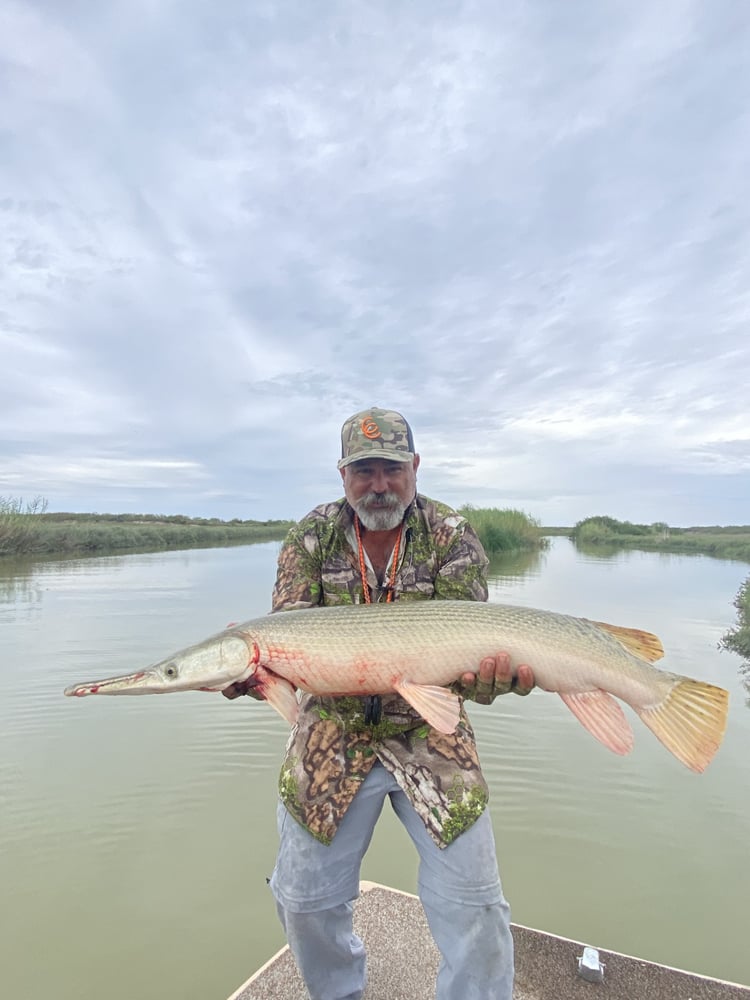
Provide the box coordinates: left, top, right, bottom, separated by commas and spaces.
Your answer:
269, 762, 514, 1000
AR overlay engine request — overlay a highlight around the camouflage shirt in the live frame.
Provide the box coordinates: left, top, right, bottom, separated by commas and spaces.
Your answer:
272, 494, 491, 849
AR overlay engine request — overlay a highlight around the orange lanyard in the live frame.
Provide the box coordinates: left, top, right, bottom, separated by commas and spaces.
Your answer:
354, 514, 404, 604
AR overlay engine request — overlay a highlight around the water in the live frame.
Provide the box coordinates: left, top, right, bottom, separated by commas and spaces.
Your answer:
1, 540, 748, 999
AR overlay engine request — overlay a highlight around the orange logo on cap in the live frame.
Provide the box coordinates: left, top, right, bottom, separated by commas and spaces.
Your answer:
361, 417, 382, 439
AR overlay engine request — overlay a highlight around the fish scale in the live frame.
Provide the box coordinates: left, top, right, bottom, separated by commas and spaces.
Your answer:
245, 601, 668, 700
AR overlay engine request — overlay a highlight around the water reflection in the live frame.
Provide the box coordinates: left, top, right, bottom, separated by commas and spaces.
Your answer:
487, 546, 546, 581
0, 572, 39, 605
0, 552, 138, 604
571, 538, 626, 560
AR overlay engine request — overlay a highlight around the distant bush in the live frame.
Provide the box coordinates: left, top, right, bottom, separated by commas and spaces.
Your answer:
721, 576, 750, 660
573, 515, 658, 542
459, 506, 547, 554
570, 516, 750, 562
570, 515, 750, 562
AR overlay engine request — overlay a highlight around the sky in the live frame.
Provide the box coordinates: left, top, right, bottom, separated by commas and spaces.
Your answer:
1, 0, 749, 527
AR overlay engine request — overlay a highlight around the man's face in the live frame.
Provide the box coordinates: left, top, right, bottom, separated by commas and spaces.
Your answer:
341, 455, 420, 531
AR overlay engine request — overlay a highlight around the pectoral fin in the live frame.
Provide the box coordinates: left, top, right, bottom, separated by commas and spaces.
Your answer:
393, 679, 462, 734
253, 666, 300, 727
559, 690, 634, 755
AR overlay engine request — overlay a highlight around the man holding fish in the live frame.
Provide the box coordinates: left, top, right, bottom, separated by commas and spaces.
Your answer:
224, 406, 535, 1000
65, 409, 728, 998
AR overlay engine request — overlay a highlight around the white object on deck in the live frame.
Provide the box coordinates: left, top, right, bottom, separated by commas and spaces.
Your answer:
577, 946, 605, 983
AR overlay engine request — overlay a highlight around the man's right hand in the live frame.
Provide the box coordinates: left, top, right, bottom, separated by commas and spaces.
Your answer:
455, 653, 535, 704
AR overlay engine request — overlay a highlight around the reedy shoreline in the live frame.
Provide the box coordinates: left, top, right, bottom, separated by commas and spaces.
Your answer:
0, 500, 293, 558
2, 501, 749, 565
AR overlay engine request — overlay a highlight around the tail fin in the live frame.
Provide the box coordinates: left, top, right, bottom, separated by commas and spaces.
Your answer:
636, 679, 729, 773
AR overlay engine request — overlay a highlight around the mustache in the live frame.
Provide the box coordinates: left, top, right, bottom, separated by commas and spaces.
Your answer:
358, 491, 401, 508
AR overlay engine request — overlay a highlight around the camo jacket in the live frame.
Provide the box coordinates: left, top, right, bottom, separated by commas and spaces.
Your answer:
271, 494, 491, 848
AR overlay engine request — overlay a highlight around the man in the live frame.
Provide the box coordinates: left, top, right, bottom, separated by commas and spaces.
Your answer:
226, 407, 535, 1000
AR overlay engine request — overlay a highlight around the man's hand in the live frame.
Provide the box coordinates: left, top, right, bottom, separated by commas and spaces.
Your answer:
454, 652, 535, 705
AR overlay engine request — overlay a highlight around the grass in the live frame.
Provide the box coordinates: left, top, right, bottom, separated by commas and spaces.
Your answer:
0, 501, 294, 558
0, 496, 49, 554
459, 506, 548, 554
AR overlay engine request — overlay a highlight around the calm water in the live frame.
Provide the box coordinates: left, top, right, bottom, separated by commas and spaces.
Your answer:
1, 539, 749, 999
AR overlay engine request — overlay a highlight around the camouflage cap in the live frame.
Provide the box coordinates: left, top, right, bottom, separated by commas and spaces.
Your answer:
337, 407, 415, 469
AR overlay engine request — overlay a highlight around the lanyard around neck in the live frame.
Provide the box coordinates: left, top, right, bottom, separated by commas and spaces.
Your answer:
354, 513, 404, 604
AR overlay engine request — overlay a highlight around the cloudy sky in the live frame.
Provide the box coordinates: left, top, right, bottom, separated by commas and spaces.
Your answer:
2, 0, 748, 527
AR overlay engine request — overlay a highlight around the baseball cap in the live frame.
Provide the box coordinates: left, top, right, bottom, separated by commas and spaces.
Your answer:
337, 407, 415, 469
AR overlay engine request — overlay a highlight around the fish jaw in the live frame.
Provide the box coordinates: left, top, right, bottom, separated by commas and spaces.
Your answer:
64, 635, 258, 696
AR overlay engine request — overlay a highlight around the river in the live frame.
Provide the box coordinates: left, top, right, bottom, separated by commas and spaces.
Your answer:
1, 538, 748, 999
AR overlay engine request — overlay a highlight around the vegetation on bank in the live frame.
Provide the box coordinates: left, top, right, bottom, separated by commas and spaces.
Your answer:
3, 497, 748, 566
721, 575, 750, 661
0, 496, 49, 555
459, 506, 548, 554
571, 516, 750, 563
0, 497, 293, 558
1, 496, 548, 560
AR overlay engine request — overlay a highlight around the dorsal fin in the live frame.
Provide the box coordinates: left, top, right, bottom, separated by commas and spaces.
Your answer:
589, 620, 664, 662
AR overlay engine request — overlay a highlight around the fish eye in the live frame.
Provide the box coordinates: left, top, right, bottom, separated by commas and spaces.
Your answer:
164, 664, 178, 678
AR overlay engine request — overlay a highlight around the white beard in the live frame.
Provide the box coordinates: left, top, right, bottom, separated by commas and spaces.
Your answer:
354, 492, 406, 531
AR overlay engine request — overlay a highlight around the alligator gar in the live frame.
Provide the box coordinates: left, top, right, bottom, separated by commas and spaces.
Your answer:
64, 600, 729, 772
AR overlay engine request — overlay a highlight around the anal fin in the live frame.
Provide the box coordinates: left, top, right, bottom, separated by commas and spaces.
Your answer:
393, 678, 461, 734
559, 690, 634, 756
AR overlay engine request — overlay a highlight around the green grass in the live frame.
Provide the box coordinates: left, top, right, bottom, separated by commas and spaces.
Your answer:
0, 502, 294, 558
0, 496, 49, 555
459, 506, 548, 554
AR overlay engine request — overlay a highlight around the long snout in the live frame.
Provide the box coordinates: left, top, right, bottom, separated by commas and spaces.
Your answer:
65, 669, 166, 696
64, 634, 257, 697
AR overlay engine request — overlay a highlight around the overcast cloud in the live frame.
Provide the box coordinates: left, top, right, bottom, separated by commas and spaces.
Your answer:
1, 0, 748, 526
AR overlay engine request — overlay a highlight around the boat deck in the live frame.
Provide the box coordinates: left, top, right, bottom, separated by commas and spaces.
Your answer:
228, 882, 750, 1000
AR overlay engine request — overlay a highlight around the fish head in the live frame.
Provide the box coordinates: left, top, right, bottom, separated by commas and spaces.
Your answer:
64, 633, 258, 697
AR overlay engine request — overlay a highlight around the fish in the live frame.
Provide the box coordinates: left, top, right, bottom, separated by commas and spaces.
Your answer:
64, 600, 729, 773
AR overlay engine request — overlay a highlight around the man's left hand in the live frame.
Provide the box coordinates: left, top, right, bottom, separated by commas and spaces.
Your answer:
455, 652, 535, 704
